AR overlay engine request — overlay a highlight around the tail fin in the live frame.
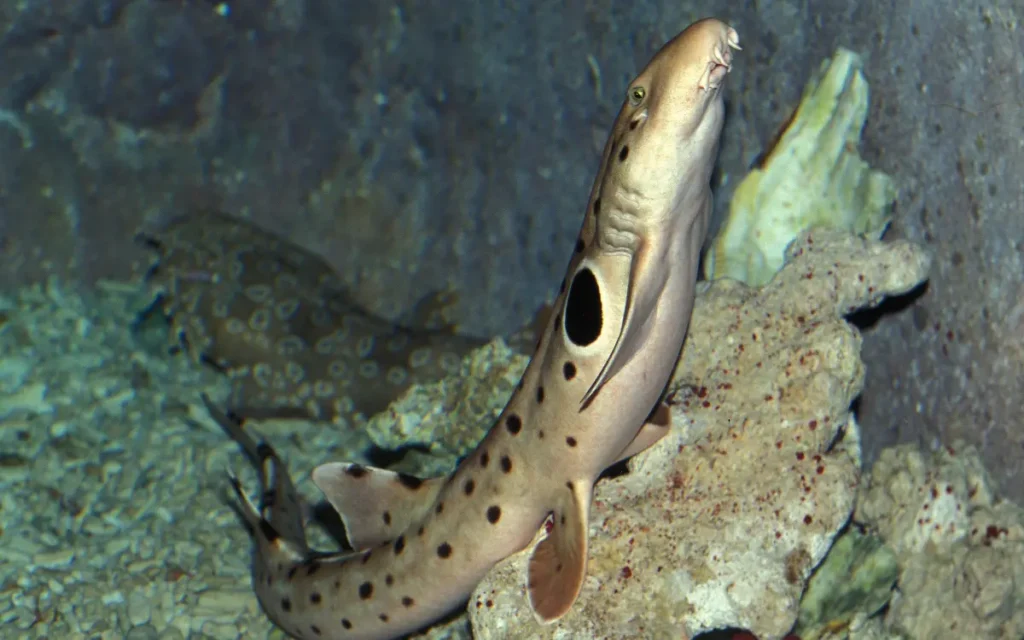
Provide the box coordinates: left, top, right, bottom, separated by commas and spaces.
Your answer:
203, 394, 309, 558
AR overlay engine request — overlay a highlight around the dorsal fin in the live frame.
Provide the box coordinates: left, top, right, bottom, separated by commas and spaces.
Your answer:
312, 462, 448, 550
397, 288, 462, 333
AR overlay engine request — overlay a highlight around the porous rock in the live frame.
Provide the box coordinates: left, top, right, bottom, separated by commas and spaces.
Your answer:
365, 339, 527, 476
855, 443, 1024, 639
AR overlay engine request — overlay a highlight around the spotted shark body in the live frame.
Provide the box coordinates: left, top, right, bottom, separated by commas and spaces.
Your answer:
209, 18, 739, 640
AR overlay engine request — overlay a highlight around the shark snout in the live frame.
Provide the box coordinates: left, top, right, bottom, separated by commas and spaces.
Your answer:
700, 26, 741, 91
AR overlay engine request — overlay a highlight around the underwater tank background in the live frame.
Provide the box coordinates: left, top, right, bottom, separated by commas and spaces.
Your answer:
0, 1, 1020, 638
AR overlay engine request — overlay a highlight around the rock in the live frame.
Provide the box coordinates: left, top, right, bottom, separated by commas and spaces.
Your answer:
366, 339, 527, 476
855, 443, 1024, 639
794, 527, 898, 640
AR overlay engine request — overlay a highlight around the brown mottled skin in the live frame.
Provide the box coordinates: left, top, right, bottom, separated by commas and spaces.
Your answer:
137, 211, 487, 422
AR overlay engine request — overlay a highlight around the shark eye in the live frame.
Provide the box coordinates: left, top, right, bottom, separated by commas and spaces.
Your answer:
627, 86, 646, 106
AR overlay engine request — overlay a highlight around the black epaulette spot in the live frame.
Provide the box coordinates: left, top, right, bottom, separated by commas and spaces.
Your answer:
259, 519, 281, 542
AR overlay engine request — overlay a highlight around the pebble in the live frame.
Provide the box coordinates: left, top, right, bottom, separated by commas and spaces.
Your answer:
194, 588, 253, 619
32, 548, 75, 569
127, 589, 153, 626
125, 623, 160, 639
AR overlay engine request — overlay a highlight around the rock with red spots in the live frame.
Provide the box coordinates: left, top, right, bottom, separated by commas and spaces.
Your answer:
467, 230, 931, 639
854, 442, 1024, 639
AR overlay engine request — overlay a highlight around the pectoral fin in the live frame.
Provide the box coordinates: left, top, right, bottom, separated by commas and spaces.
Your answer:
312, 463, 447, 550
613, 402, 672, 465
580, 242, 666, 407
528, 479, 593, 622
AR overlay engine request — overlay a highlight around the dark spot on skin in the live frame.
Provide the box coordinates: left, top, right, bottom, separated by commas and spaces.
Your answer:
305, 560, 321, 576
566, 436, 577, 447
398, 473, 423, 489
575, 238, 585, 253
310, 592, 321, 604
379, 613, 389, 622
256, 442, 273, 460
435, 501, 444, 514
536, 386, 545, 403
287, 566, 298, 580
480, 451, 489, 468
281, 597, 292, 612
342, 619, 352, 629
311, 625, 321, 635
561, 514, 567, 526
565, 267, 602, 346
464, 479, 475, 495
618, 145, 629, 162
501, 456, 513, 473
385, 574, 394, 586
259, 520, 281, 542
361, 550, 372, 564
393, 535, 405, 555
382, 511, 391, 526
487, 505, 501, 524
402, 596, 415, 607
437, 542, 452, 558
359, 582, 374, 599
417, 526, 425, 536
563, 361, 577, 380
346, 464, 368, 478
505, 414, 522, 435
538, 430, 545, 439
629, 119, 640, 130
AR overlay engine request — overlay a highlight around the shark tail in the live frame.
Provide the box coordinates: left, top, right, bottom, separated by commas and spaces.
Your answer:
202, 394, 310, 561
